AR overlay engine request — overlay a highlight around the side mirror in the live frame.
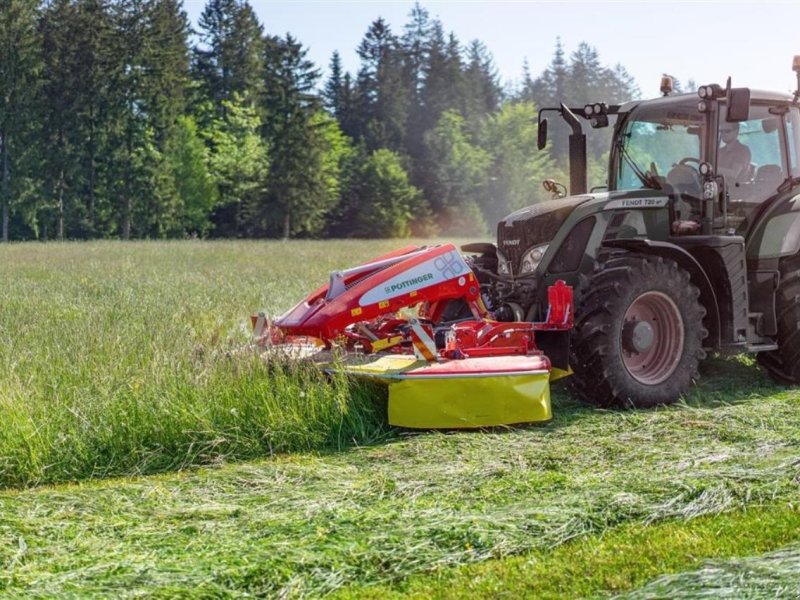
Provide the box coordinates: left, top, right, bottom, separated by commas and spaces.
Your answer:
726, 87, 751, 122
538, 118, 548, 150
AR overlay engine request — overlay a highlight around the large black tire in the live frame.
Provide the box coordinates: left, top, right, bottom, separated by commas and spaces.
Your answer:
757, 253, 800, 384
570, 252, 708, 408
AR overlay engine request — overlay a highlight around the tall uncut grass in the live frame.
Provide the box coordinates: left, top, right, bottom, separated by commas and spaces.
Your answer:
0, 241, 409, 487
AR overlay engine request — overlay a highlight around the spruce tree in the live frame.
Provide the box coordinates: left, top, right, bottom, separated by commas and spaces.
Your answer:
193, 0, 264, 108
39, 0, 118, 239
461, 39, 501, 129
322, 50, 344, 117
139, 0, 191, 145
0, 0, 41, 241
262, 34, 336, 238
400, 2, 431, 160
353, 18, 407, 151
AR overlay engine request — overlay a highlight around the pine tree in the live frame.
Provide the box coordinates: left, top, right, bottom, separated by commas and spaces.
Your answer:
322, 50, 345, 117
413, 23, 465, 208
419, 22, 463, 133
107, 0, 151, 239
530, 37, 568, 108
519, 57, 534, 102
462, 39, 502, 127
400, 2, 431, 99
193, 0, 264, 108
139, 0, 191, 145
163, 115, 217, 235
262, 34, 338, 238
399, 2, 431, 160
0, 0, 42, 241
338, 71, 357, 138
353, 18, 408, 151
529, 38, 569, 162
39, 0, 119, 239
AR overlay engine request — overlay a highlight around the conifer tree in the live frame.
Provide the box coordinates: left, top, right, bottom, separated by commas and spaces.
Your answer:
202, 95, 268, 237
139, 0, 191, 144
419, 22, 463, 133
353, 18, 408, 151
262, 34, 340, 238
39, 0, 118, 239
0, 0, 41, 241
322, 50, 345, 117
400, 2, 431, 159
462, 39, 502, 128
193, 0, 264, 108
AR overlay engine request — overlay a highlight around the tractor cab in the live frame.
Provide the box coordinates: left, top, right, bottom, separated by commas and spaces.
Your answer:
609, 85, 800, 236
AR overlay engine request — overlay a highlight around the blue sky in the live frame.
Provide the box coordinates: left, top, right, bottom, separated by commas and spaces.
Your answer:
183, 1, 800, 98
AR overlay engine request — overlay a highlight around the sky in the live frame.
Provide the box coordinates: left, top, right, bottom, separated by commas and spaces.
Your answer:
182, 0, 800, 98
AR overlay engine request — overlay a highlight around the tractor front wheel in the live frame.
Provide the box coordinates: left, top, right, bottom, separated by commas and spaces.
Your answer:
570, 252, 707, 408
758, 253, 800, 384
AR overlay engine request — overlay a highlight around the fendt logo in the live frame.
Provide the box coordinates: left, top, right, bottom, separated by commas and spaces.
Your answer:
384, 273, 434, 295
503, 239, 521, 246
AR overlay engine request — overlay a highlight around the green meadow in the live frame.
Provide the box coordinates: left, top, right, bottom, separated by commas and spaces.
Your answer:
0, 241, 798, 598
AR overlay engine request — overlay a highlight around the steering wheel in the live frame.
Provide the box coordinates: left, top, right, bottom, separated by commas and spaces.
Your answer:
678, 157, 701, 168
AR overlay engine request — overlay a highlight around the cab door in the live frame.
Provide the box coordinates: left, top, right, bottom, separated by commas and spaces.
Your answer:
744, 105, 800, 260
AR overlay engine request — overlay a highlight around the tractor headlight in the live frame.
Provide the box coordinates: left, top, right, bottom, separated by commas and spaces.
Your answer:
519, 244, 549, 275
497, 256, 511, 276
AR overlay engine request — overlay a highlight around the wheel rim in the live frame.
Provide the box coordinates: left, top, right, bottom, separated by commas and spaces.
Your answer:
621, 291, 684, 385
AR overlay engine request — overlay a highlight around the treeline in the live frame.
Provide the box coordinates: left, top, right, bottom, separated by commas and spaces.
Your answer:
0, 1, 640, 241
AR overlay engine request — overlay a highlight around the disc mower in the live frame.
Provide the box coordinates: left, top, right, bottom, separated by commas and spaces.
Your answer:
252, 243, 573, 428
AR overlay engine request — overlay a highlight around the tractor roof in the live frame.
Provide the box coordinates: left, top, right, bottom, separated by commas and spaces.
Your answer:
619, 89, 795, 114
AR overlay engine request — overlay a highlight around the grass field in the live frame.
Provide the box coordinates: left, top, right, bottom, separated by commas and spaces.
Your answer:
1, 241, 799, 598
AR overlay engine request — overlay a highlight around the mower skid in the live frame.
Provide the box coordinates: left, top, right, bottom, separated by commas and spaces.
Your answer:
389, 374, 551, 429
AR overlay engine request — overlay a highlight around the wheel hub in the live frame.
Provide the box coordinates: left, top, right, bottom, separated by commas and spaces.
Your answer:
620, 291, 685, 386
622, 320, 655, 354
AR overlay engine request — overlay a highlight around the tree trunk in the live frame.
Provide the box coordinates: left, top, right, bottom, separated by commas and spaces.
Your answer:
89, 117, 96, 236
57, 169, 64, 241
1, 131, 8, 242
122, 196, 131, 240
283, 213, 290, 240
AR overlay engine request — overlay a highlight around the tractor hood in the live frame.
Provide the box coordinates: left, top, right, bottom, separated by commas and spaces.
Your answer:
497, 195, 593, 266
497, 189, 670, 267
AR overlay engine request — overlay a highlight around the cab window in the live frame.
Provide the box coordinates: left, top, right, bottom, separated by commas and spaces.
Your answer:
787, 107, 800, 178
720, 105, 788, 229
616, 101, 705, 191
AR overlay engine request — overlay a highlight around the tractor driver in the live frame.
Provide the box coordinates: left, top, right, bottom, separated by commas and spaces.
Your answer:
717, 122, 752, 183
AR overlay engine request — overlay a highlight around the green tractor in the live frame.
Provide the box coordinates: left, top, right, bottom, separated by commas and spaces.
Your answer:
468, 61, 800, 408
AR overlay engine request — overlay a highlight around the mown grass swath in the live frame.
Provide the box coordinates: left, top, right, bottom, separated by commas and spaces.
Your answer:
0, 241, 404, 487
0, 361, 798, 596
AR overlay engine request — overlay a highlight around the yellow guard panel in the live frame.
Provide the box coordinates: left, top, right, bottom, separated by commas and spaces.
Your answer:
388, 373, 551, 429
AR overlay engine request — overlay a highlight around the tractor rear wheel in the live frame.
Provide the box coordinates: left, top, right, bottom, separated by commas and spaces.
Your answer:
757, 253, 800, 384
570, 252, 707, 408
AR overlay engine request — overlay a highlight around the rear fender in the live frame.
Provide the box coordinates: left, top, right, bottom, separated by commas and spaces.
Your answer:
746, 193, 800, 259
602, 239, 722, 348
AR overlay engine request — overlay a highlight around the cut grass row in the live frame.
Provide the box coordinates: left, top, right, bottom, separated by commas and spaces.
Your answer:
0, 241, 407, 488
1, 356, 798, 596
337, 502, 800, 599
